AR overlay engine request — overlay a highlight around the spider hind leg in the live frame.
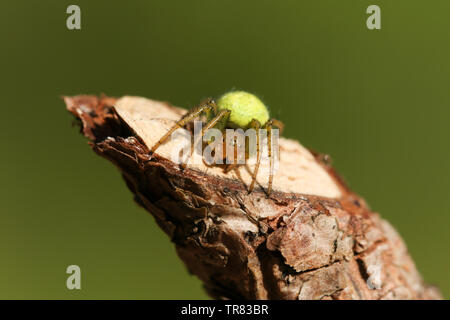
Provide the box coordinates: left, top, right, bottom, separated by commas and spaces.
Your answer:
248, 119, 262, 194
264, 118, 283, 197
247, 118, 283, 197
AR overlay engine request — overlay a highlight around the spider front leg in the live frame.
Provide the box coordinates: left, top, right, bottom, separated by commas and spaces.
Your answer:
192, 109, 230, 153
148, 98, 216, 157
184, 108, 230, 169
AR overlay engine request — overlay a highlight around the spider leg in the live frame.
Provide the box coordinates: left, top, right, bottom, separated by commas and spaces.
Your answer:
195, 109, 231, 153
248, 119, 262, 194
149, 99, 216, 156
257, 120, 273, 197
181, 108, 231, 169
269, 118, 284, 135
261, 118, 283, 196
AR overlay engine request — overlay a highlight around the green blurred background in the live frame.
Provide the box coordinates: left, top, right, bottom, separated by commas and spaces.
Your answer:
1, 0, 449, 299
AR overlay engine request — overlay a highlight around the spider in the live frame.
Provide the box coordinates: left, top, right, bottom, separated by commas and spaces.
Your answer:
149, 91, 284, 196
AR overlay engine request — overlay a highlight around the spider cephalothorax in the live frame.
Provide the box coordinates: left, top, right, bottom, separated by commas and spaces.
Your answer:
149, 91, 284, 196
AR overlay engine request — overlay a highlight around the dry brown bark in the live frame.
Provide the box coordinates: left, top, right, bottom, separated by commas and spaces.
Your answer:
64, 94, 442, 300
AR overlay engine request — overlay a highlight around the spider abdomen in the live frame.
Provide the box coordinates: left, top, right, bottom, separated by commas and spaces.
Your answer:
217, 91, 269, 128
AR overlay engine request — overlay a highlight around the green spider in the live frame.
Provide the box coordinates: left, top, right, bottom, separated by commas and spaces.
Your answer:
149, 91, 284, 196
